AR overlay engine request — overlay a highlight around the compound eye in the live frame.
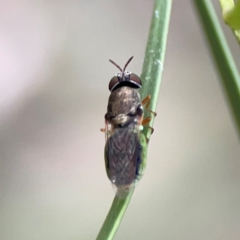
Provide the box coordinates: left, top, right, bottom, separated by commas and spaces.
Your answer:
109, 76, 119, 91
130, 73, 142, 87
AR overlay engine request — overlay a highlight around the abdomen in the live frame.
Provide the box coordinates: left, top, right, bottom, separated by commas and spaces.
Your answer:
104, 126, 142, 187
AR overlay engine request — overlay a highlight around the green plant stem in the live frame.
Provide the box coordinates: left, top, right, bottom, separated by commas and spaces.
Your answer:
193, 0, 240, 138
96, 1, 172, 240
140, 0, 172, 139
96, 188, 134, 240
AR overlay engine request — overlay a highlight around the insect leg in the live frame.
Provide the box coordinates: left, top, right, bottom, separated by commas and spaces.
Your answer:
141, 95, 156, 142
100, 119, 109, 143
141, 95, 157, 117
100, 128, 106, 132
142, 117, 154, 135
100, 119, 107, 133
101, 113, 112, 133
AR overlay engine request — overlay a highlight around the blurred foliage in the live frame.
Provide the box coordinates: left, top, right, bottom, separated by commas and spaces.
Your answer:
193, 0, 240, 138
219, 0, 240, 43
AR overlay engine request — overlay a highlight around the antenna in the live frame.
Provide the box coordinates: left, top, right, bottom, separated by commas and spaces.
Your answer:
123, 56, 134, 71
109, 59, 122, 72
109, 56, 134, 72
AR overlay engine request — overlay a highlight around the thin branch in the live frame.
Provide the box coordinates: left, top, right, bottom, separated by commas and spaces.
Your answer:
193, 0, 240, 138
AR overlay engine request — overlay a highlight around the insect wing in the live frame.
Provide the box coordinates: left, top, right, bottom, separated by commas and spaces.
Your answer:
105, 125, 142, 187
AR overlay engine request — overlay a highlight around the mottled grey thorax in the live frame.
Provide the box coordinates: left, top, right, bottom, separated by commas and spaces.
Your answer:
107, 87, 141, 118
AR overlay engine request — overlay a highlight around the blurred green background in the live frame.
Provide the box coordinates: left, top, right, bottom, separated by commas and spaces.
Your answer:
1, 1, 240, 239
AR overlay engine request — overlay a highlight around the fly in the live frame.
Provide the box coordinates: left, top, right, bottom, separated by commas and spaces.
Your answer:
101, 56, 156, 196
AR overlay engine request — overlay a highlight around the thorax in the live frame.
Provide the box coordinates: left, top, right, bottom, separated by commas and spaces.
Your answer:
106, 87, 142, 127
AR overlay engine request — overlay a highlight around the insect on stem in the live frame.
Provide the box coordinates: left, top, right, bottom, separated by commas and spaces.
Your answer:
103, 56, 152, 193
